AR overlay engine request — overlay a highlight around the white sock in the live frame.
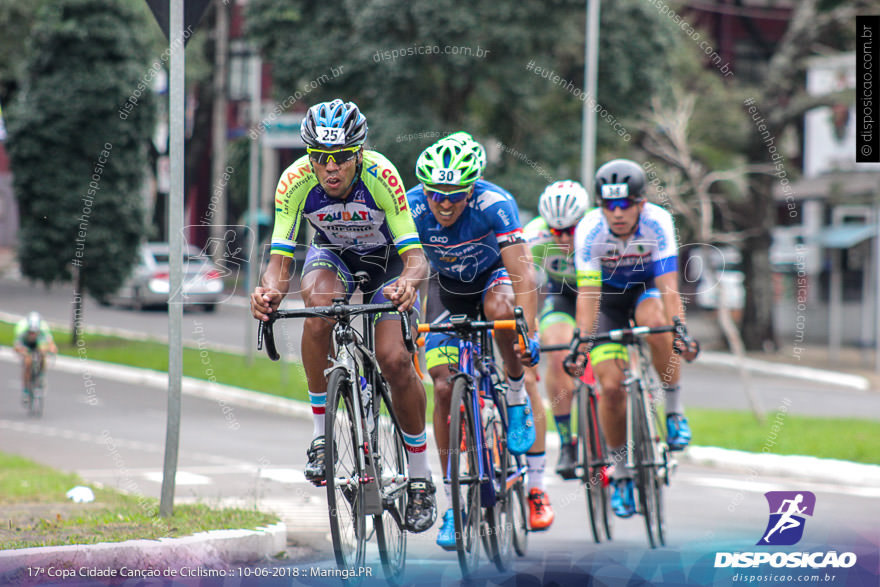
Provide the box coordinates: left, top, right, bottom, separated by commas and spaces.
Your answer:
610, 444, 631, 479
308, 391, 326, 438
402, 430, 431, 479
506, 371, 528, 405
526, 452, 546, 491
663, 384, 684, 415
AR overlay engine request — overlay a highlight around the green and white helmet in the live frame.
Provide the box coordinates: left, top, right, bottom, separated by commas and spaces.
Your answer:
415, 131, 485, 186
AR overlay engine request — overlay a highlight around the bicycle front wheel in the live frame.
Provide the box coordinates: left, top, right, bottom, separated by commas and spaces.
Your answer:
29, 367, 45, 418
577, 383, 603, 543
449, 377, 481, 577
373, 379, 407, 584
484, 391, 513, 571
632, 385, 660, 548
325, 368, 366, 568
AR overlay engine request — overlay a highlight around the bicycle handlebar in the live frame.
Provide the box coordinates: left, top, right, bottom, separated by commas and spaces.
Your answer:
416, 306, 530, 342
551, 317, 696, 376
257, 301, 415, 361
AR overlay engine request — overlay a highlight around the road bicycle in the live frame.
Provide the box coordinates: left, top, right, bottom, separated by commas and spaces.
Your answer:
22, 348, 49, 418
258, 297, 416, 583
416, 308, 530, 577
538, 343, 613, 544
562, 317, 694, 548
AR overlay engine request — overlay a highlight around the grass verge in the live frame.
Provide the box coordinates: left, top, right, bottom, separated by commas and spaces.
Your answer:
2, 320, 877, 465
0, 452, 279, 550
0, 320, 309, 401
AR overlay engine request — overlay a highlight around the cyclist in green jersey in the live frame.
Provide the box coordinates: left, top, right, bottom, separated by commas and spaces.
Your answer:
523, 180, 592, 480
13, 312, 57, 403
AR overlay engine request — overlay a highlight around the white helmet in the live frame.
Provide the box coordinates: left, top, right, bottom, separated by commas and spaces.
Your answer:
538, 180, 591, 229
27, 311, 42, 332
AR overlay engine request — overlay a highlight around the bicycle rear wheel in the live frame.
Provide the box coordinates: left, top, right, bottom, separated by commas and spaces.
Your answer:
373, 379, 407, 584
325, 368, 366, 568
449, 377, 481, 577
632, 385, 659, 549
509, 456, 529, 557
577, 383, 603, 543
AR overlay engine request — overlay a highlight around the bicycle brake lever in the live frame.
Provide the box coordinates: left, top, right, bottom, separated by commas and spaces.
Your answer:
400, 310, 416, 354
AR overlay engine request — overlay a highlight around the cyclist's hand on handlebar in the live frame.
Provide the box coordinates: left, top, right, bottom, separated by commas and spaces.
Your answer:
564, 342, 589, 377
673, 336, 700, 362
383, 277, 419, 312
516, 334, 541, 367
251, 287, 283, 321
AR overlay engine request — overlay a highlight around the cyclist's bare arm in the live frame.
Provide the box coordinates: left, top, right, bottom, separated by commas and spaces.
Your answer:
654, 271, 697, 360
251, 254, 293, 321
383, 248, 429, 312
501, 242, 539, 364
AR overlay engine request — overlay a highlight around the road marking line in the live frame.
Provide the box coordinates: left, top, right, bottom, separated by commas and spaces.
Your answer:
682, 475, 880, 498
142, 471, 212, 485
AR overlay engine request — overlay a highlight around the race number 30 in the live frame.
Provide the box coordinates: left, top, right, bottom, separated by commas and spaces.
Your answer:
431, 168, 462, 184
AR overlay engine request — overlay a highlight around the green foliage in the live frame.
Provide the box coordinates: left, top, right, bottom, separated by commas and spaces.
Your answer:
246, 0, 685, 210
6, 0, 156, 300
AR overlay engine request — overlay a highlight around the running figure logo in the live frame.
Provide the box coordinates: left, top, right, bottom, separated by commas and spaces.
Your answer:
758, 491, 816, 546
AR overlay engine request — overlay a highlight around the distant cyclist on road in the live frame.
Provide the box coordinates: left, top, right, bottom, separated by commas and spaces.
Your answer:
250, 99, 436, 533
407, 132, 554, 548
573, 158, 698, 519
523, 180, 593, 480
13, 312, 57, 403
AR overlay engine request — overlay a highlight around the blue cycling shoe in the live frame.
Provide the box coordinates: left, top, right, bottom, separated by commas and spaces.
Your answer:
666, 413, 692, 451
436, 508, 460, 551
506, 396, 536, 455
611, 478, 635, 518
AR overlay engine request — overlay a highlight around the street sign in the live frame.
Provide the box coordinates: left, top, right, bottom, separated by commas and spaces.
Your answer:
145, 0, 211, 45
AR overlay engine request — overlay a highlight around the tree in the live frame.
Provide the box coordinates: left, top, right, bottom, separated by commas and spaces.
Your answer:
729, 0, 870, 351
7, 0, 156, 341
245, 0, 684, 209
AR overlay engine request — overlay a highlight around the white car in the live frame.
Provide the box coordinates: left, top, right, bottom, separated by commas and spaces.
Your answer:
110, 243, 225, 311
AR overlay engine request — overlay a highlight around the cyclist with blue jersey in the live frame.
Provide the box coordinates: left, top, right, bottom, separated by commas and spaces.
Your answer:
574, 159, 698, 519
13, 312, 57, 404
407, 132, 554, 547
250, 99, 436, 533
523, 180, 593, 480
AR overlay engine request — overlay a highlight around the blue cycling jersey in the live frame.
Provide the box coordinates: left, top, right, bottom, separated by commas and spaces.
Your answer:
407, 179, 524, 283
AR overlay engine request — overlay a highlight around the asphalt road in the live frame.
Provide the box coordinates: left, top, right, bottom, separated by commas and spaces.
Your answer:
1, 361, 878, 586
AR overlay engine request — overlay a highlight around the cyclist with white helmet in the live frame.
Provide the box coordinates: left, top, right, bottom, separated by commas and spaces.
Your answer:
573, 158, 698, 519
250, 99, 437, 533
13, 312, 57, 403
407, 132, 555, 547
523, 180, 593, 480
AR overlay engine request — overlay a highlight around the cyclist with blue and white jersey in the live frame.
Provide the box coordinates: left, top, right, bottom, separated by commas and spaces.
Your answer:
574, 159, 698, 519
407, 132, 555, 547
250, 100, 437, 533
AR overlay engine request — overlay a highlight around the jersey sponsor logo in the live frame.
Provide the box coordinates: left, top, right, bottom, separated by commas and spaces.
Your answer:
315, 209, 373, 222
429, 235, 449, 243
378, 167, 408, 211
366, 163, 379, 177
497, 208, 511, 226
276, 164, 312, 195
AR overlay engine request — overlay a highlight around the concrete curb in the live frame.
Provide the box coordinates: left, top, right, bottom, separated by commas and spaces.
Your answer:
0, 522, 286, 578
680, 446, 880, 487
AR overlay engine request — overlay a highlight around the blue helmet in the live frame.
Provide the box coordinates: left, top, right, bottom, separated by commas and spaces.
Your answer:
300, 99, 368, 149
